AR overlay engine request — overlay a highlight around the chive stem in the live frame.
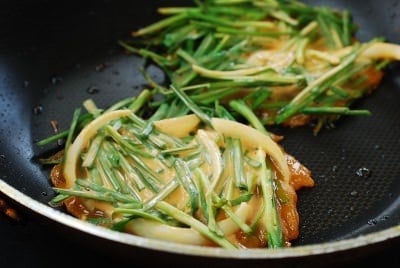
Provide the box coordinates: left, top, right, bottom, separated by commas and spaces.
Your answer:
170, 85, 213, 128
229, 100, 269, 136
64, 108, 81, 155
155, 201, 237, 249
174, 158, 199, 215
257, 149, 284, 248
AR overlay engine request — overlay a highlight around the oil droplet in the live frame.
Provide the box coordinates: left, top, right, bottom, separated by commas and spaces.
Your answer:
86, 86, 100, 94
50, 75, 63, 85
367, 219, 378, 225
356, 167, 371, 178
331, 165, 338, 172
32, 104, 43, 115
95, 63, 108, 72
380, 215, 389, 221
350, 191, 358, 196
41, 191, 48, 196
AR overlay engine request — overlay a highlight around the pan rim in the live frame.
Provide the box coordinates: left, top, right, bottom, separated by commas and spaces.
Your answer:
1, 179, 399, 259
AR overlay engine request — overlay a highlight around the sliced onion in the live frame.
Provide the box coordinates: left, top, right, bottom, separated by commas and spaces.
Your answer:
153, 114, 200, 137
246, 50, 295, 71
125, 202, 251, 245
361, 42, 400, 60
211, 117, 290, 183
196, 129, 222, 188
125, 219, 209, 245
63, 109, 133, 188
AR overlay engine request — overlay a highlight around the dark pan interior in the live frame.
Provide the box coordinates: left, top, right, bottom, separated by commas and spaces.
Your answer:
0, 0, 399, 248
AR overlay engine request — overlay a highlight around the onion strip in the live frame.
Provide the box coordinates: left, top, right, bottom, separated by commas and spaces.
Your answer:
211, 118, 290, 183
125, 202, 251, 245
63, 109, 133, 188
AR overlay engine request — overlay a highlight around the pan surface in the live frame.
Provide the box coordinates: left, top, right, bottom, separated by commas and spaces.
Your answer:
0, 0, 400, 263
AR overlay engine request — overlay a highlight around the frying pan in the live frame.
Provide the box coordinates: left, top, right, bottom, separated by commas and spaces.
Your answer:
1, 0, 399, 266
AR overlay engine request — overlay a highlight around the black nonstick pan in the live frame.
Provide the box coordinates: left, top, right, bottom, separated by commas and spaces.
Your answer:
1, 0, 400, 266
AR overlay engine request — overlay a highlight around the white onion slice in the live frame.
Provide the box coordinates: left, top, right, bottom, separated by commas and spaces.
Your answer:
211, 118, 290, 183
63, 109, 133, 188
361, 42, 400, 60
195, 129, 222, 188
125, 202, 251, 245
153, 114, 200, 137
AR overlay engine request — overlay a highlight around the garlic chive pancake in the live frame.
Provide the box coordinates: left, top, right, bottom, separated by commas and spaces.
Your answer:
46, 106, 314, 249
